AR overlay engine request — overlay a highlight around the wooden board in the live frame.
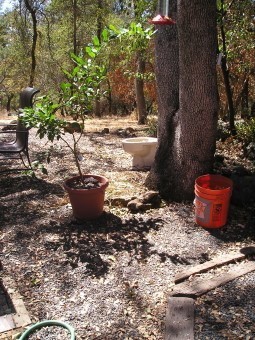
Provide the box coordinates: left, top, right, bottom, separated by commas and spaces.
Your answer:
171, 260, 255, 298
0, 276, 31, 333
0, 326, 24, 340
174, 246, 255, 283
0, 315, 15, 333
165, 297, 194, 340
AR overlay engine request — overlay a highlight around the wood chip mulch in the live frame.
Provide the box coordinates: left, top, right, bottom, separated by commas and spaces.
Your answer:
0, 117, 255, 339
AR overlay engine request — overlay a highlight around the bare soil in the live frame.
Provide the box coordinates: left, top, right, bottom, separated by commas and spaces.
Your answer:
0, 115, 255, 339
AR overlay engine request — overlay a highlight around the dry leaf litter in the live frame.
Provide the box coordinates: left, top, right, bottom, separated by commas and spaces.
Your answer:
0, 116, 254, 339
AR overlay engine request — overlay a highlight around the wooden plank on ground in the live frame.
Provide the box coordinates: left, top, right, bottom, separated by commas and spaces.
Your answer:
1, 276, 31, 332
171, 260, 255, 298
165, 297, 194, 340
0, 315, 15, 333
174, 246, 255, 283
0, 326, 24, 340
12, 298, 31, 328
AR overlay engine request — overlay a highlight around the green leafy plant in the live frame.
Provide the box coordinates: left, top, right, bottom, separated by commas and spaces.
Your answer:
20, 31, 109, 185
22, 160, 48, 176
236, 118, 255, 145
146, 114, 158, 137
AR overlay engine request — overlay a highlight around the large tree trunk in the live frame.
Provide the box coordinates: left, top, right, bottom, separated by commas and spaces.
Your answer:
146, 0, 218, 202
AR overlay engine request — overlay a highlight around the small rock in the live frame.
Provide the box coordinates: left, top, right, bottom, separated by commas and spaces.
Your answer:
116, 128, 125, 136
101, 128, 110, 134
127, 199, 141, 212
140, 191, 161, 207
116, 127, 136, 137
125, 127, 135, 134
127, 199, 152, 213
127, 191, 161, 212
109, 197, 130, 207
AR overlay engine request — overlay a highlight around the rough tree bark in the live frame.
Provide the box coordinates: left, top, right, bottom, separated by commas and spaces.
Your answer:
24, 0, 38, 87
219, 0, 236, 135
6, 93, 14, 112
72, 0, 78, 55
146, 0, 219, 201
94, 0, 103, 117
135, 52, 147, 124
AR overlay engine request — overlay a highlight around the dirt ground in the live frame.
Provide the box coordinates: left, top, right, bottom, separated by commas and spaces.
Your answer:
0, 114, 255, 339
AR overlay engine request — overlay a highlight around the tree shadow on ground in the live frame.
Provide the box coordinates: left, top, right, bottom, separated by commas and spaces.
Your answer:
204, 203, 255, 243
0, 175, 64, 198
195, 279, 255, 338
174, 196, 255, 244
0, 175, 64, 224
37, 211, 192, 278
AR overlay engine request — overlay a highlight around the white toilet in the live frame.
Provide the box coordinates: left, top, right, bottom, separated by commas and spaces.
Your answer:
122, 137, 158, 170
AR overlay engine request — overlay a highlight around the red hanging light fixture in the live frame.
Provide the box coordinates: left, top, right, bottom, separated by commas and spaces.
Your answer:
149, 0, 176, 25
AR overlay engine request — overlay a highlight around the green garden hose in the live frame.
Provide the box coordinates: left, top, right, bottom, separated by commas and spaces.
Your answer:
19, 320, 75, 340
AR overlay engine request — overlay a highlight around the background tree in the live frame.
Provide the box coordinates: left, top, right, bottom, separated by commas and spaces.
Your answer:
22, 0, 41, 87
111, 21, 156, 123
0, 0, 253, 123
217, 0, 255, 125
94, 0, 105, 117
146, 0, 219, 201
116, 0, 157, 124
0, 9, 31, 110
218, 0, 236, 134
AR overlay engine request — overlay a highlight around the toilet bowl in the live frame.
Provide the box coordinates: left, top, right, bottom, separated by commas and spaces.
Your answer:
122, 137, 158, 169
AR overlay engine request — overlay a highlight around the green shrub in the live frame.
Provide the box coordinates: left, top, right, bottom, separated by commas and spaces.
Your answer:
236, 118, 255, 145
146, 114, 158, 137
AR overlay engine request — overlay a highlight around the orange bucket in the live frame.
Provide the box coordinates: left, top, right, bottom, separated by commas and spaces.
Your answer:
194, 174, 233, 228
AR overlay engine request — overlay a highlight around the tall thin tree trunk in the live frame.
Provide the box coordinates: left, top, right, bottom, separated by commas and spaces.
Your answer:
220, 55, 236, 133
235, 75, 250, 118
241, 77, 249, 114
6, 94, 14, 112
219, 0, 236, 135
135, 53, 147, 124
95, 0, 103, 117
130, 0, 148, 124
72, 0, 78, 55
106, 78, 112, 115
24, 0, 37, 87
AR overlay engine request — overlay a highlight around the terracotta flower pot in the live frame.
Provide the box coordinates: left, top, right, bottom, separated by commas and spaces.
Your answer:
63, 174, 109, 220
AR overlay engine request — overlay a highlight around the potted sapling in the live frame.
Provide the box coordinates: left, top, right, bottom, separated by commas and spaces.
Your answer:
21, 32, 111, 220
